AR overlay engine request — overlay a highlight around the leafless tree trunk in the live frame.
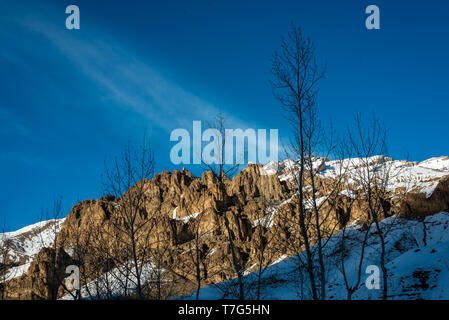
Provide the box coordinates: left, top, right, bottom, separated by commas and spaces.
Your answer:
34, 196, 72, 300
347, 113, 391, 300
146, 216, 173, 300
102, 135, 155, 300
89, 217, 130, 299
201, 113, 245, 300
187, 209, 214, 300
271, 23, 326, 300
333, 165, 372, 300
252, 166, 287, 299
339, 220, 371, 300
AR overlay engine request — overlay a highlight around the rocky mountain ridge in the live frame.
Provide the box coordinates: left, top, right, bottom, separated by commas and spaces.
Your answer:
1, 155, 449, 299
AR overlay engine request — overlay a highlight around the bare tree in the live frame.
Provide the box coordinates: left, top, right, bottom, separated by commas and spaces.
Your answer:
102, 135, 155, 300
155, 205, 216, 300
338, 219, 372, 300
251, 166, 288, 299
87, 215, 132, 299
200, 113, 245, 300
346, 113, 392, 300
271, 23, 327, 300
331, 151, 373, 300
191, 217, 209, 300
31, 196, 73, 300
145, 215, 173, 300
184, 208, 214, 300
61, 209, 103, 300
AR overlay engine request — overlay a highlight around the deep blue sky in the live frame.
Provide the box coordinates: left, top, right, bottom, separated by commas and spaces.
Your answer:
1, 0, 448, 230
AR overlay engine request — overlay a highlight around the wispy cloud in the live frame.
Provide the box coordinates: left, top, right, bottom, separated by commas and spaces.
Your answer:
17, 16, 247, 133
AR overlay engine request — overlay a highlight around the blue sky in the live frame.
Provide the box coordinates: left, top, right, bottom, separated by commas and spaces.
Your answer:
1, 0, 448, 230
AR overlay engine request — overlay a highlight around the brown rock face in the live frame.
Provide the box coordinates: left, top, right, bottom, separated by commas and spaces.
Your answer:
229, 164, 290, 205
54, 164, 295, 296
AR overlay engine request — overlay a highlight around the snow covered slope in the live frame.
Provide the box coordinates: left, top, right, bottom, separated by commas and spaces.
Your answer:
265, 155, 449, 198
0, 218, 65, 282
60, 261, 163, 300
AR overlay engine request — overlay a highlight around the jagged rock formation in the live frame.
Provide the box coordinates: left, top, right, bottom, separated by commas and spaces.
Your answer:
2, 156, 449, 299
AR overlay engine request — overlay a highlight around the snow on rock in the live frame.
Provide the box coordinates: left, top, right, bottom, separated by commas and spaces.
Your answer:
274, 155, 449, 199
2, 262, 31, 283
418, 156, 449, 171
175, 211, 202, 223
252, 197, 294, 228
261, 161, 279, 175
60, 260, 166, 300
0, 218, 65, 281
172, 207, 202, 223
